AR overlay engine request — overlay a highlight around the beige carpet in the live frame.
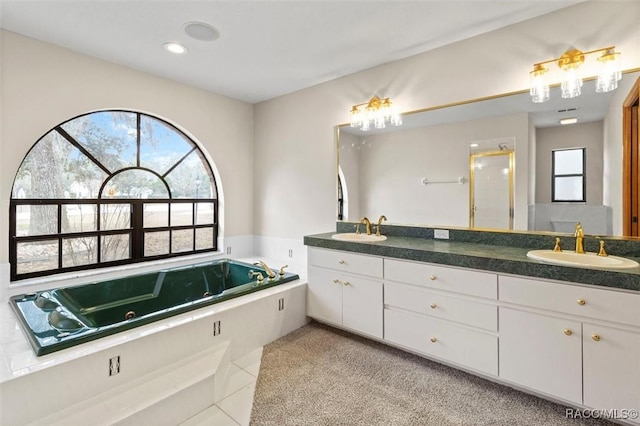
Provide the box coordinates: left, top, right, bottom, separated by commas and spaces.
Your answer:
251, 321, 612, 426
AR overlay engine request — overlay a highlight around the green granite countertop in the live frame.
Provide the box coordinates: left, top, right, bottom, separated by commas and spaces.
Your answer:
304, 232, 640, 292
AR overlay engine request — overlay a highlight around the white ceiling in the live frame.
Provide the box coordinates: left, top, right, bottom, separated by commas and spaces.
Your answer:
0, 0, 583, 104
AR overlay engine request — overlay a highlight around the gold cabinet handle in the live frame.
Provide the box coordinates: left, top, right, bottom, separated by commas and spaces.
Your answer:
338, 260, 346, 265
563, 329, 573, 336
343, 281, 350, 286
430, 337, 437, 343
577, 299, 586, 306
430, 303, 437, 309
592, 334, 601, 342
333, 279, 341, 284
429, 275, 437, 281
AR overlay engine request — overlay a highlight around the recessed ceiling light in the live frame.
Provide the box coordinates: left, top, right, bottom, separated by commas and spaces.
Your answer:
163, 42, 188, 55
184, 21, 220, 42
560, 117, 578, 125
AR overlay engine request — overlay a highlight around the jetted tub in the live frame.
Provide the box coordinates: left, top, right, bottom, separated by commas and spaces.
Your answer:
10, 259, 299, 355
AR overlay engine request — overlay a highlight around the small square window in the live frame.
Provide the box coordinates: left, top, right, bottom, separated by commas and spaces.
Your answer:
552, 148, 585, 202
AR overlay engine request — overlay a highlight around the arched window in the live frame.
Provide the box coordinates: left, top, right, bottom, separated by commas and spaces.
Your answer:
10, 110, 218, 281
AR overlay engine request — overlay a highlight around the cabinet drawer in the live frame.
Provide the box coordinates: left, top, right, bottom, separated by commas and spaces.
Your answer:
384, 308, 498, 376
385, 259, 497, 299
499, 275, 640, 327
384, 281, 497, 331
308, 247, 383, 278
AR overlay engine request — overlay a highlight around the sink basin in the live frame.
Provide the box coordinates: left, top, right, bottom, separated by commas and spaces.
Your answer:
331, 233, 387, 242
526, 250, 639, 269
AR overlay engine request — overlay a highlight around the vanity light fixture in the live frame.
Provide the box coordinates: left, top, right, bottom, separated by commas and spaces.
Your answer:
529, 46, 621, 103
350, 96, 402, 131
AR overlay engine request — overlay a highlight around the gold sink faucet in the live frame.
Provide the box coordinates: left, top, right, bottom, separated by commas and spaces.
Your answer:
575, 222, 585, 254
376, 215, 387, 236
360, 217, 372, 235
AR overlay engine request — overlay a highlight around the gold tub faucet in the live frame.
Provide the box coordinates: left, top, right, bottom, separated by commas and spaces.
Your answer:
254, 261, 276, 279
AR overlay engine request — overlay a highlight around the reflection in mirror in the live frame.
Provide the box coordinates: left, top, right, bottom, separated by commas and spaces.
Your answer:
337, 71, 640, 237
470, 150, 514, 230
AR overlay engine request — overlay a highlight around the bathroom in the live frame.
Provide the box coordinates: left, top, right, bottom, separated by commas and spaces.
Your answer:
1, 1, 640, 425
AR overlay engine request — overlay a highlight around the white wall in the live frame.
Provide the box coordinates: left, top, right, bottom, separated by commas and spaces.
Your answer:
0, 31, 254, 278
535, 121, 604, 204
253, 1, 640, 240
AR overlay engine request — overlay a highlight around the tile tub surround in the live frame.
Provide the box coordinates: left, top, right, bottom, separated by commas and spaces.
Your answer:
308, 223, 640, 291
0, 272, 307, 425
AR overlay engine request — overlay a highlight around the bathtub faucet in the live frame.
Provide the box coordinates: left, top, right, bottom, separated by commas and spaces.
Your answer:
254, 261, 276, 280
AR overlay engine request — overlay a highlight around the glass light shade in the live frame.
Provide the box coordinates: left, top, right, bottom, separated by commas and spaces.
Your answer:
596, 51, 621, 93
561, 67, 582, 99
530, 68, 549, 103
350, 107, 362, 128
390, 109, 402, 127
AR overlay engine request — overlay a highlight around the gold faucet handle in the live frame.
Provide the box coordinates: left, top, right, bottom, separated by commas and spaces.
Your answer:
355, 223, 361, 235
278, 265, 289, 276
597, 240, 608, 257
553, 237, 562, 252
249, 270, 264, 283
375, 215, 387, 236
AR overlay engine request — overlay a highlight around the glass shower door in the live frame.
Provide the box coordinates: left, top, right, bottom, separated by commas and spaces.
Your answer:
470, 151, 514, 230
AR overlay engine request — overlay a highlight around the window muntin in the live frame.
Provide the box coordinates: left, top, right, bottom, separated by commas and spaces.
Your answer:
552, 148, 586, 202
10, 110, 218, 281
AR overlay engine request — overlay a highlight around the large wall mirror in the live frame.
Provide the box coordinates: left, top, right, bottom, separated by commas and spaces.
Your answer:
337, 70, 640, 238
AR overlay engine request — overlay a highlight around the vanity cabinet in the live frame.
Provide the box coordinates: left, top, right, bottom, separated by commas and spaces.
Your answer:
307, 247, 383, 339
383, 259, 499, 376
305, 242, 640, 422
499, 275, 640, 412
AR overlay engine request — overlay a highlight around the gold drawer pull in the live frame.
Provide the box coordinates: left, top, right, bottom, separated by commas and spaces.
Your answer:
430, 337, 437, 343
592, 334, 601, 342
338, 260, 346, 265
430, 303, 437, 309
563, 329, 572, 336
333, 279, 341, 284
577, 299, 586, 306
429, 275, 437, 281
343, 281, 350, 286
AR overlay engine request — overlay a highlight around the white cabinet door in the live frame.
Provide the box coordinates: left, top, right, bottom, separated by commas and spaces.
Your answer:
307, 264, 383, 339
499, 307, 582, 404
583, 323, 640, 411
307, 266, 343, 326
342, 275, 383, 339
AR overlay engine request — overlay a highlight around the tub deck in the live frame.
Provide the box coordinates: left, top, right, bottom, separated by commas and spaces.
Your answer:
9, 259, 299, 355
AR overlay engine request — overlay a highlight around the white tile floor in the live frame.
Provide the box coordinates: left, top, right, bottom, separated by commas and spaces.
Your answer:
183, 347, 263, 426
